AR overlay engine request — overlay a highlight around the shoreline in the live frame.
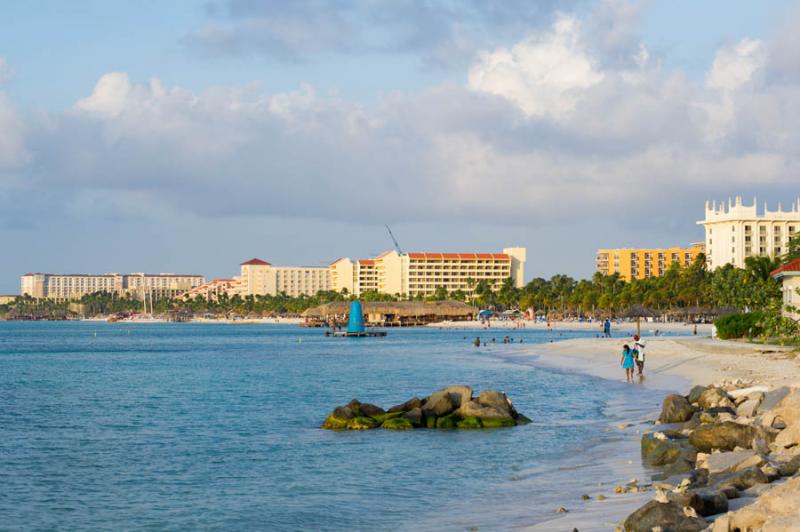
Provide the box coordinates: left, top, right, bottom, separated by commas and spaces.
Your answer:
507, 335, 800, 530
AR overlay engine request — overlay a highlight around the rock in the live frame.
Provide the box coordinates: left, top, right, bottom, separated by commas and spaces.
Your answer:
702, 450, 763, 475
358, 403, 385, 417
425, 416, 437, 429
372, 411, 403, 424
736, 398, 761, 418
346, 416, 379, 430
346, 399, 363, 414
641, 433, 696, 470
773, 423, 800, 450
387, 397, 423, 413
760, 463, 780, 482
321, 406, 355, 429
436, 414, 459, 429
401, 407, 423, 427
458, 400, 509, 419
692, 489, 729, 516
580, 494, 590, 500
477, 390, 514, 416
698, 387, 734, 410
688, 385, 708, 404
688, 422, 757, 452
456, 416, 482, 429
757, 386, 791, 414
772, 416, 787, 430
727, 385, 769, 399
622, 500, 707, 532
770, 447, 800, 476
481, 417, 516, 428
422, 390, 455, 417
714, 474, 800, 531
515, 414, 533, 425
710, 465, 768, 492
382, 417, 414, 430
437, 385, 473, 408
659, 394, 696, 424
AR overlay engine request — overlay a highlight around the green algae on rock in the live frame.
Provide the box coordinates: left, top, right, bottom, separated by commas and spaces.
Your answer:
321, 386, 530, 431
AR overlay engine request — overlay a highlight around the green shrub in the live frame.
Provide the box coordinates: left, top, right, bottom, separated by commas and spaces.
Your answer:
714, 312, 764, 339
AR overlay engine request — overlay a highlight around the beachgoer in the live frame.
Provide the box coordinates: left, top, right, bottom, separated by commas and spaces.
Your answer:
693, 324, 697, 336
633, 335, 646, 376
474, 337, 481, 347
621, 344, 635, 383
603, 318, 611, 338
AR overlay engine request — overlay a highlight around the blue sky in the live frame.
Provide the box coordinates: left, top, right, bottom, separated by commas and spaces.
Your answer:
1, 0, 799, 293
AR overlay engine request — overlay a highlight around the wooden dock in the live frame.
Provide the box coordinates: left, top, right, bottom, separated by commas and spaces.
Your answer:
326, 330, 387, 337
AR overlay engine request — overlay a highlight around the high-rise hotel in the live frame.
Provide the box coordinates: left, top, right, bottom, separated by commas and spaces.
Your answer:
20, 272, 206, 301
697, 196, 800, 269
330, 247, 526, 297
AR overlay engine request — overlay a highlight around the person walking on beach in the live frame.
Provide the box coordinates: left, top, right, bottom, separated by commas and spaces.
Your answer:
633, 335, 646, 376
603, 318, 612, 338
621, 344, 635, 383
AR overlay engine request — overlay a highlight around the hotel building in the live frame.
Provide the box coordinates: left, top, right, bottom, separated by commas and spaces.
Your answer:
771, 258, 800, 320
697, 196, 800, 269
190, 259, 333, 300
20, 272, 206, 301
596, 243, 705, 281
330, 247, 526, 297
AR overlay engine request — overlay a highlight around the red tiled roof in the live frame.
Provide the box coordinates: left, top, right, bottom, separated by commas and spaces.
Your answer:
407, 252, 510, 261
771, 258, 800, 278
358, 259, 375, 266
240, 258, 271, 266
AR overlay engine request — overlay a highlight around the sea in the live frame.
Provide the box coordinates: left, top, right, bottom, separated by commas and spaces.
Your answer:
0, 322, 676, 531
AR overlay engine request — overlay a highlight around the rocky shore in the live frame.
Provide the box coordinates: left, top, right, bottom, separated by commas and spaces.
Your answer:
620, 380, 800, 530
322, 385, 531, 430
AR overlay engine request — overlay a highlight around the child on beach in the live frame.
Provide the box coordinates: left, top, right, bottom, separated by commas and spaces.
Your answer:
621, 344, 635, 383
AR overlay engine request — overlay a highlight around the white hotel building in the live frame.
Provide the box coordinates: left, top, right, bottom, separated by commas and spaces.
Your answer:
697, 196, 800, 269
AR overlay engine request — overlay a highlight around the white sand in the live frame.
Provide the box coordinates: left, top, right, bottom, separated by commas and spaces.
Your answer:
430, 319, 713, 335
510, 335, 800, 530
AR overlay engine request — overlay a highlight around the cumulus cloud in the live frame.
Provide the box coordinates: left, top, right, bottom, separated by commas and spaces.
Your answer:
4, 5, 800, 238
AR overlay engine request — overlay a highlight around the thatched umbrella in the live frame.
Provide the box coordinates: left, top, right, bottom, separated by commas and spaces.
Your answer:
622, 304, 659, 337
302, 300, 478, 324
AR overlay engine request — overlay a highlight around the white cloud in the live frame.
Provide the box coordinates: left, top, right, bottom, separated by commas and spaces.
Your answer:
705, 38, 766, 92
468, 14, 603, 119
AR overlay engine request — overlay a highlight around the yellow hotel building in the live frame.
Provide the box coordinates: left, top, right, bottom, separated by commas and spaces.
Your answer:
596, 243, 705, 281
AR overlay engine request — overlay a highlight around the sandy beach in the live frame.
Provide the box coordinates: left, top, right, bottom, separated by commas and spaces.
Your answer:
510, 335, 800, 530
430, 319, 714, 336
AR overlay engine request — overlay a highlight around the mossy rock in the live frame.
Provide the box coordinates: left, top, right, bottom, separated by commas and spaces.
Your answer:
382, 417, 415, 430
480, 417, 516, 428
346, 416, 379, 430
322, 414, 350, 430
515, 414, 532, 425
372, 411, 404, 424
456, 416, 482, 429
436, 415, 460, 429
425, 416, 438, 429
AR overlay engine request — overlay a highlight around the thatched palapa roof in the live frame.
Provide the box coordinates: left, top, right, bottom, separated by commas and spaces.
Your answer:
302, 300, 478, 318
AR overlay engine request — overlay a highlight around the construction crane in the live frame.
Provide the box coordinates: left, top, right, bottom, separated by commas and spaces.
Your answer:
385, 224, 404, 255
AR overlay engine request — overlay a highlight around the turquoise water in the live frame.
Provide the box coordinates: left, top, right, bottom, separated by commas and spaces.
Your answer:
1, 322, 666, 530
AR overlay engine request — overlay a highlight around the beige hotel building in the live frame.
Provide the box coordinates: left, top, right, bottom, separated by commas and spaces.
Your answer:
20, 272, 206, 301
330, 247, 526, 297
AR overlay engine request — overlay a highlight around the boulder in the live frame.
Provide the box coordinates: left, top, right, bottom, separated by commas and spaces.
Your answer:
477, 390, 514, 417
757, 386, 791, 414
480, 417, 516, 428
346, 416, 380, 430
667, 489, 728, 517
321, 406, 355, 429
688, 385, 708, 404
437, 385, 473, 408
382, 417, 414, 430
701, 450, 764, 475
727, 385, 769, 399
458, 400, 509, 419
422, 390, 455, 417
659, 394, 696, 424
436, 414, 459, 429
736, 398, 761, 418
372, 411, 403, 424
770, 446, 800, 476
773, 423, 800, 450
358, 403, 385, 417
641, 433, 696, 470
346, 399, 363, 414
401, 407, 423, 427
714, 475, 800, 532
456, 416, 482, 429
710, 465, 768, 492
698, 387, 735, 410
388, 397, 423, 413
622, 500, 707, 532
689, 422, 757, 452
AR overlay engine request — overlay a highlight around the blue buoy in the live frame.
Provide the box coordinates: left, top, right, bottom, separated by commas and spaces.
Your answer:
347, 301, 366, 334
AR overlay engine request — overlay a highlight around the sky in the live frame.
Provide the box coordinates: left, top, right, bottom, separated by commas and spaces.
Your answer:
1, 0, 800, 293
